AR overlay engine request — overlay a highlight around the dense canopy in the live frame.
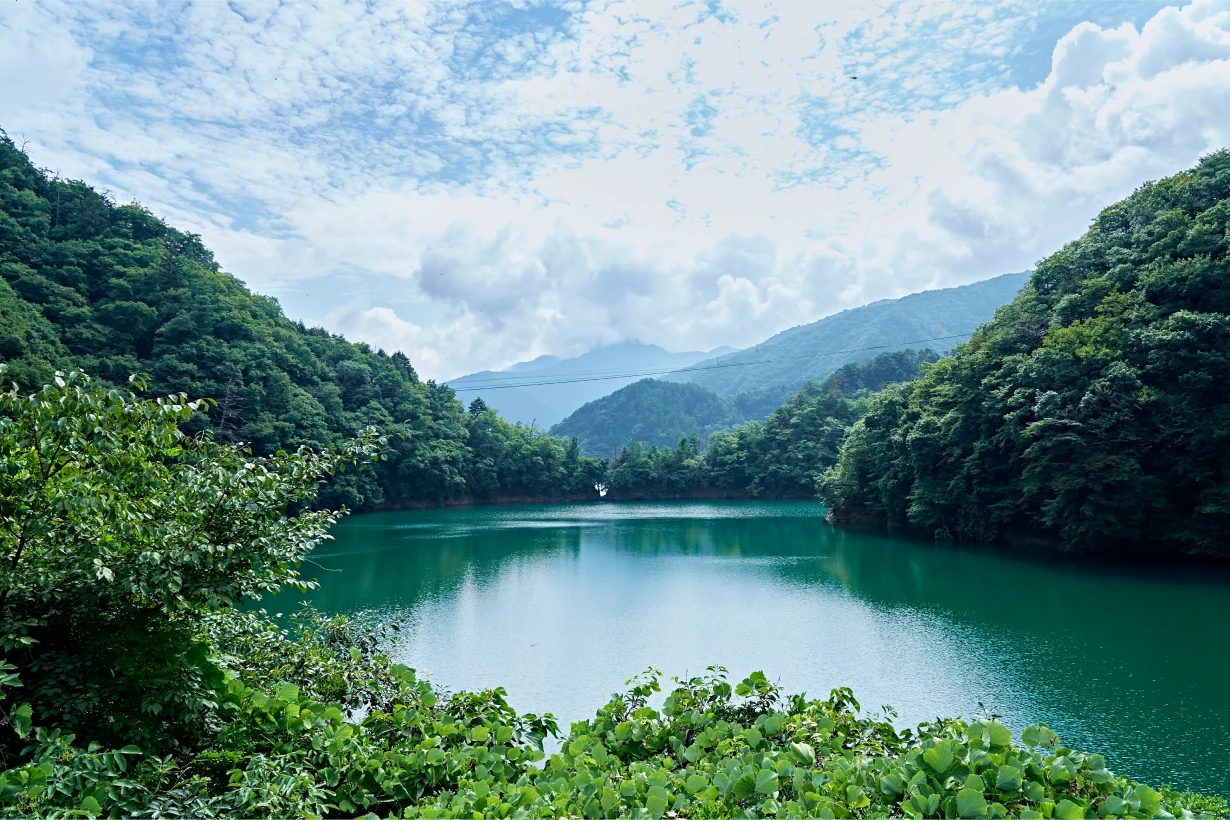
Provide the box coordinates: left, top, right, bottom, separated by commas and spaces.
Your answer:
819, 151, 1230, 557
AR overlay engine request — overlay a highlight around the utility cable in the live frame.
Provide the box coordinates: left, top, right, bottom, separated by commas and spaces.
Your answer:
450, 330, 975, 392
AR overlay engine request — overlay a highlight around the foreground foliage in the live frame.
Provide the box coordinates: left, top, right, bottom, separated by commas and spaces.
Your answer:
1, 371, 1223, 818
820, 151, 1230, 556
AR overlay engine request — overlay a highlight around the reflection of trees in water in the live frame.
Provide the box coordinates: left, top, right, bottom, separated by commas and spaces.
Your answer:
610, 515, 835, 557
299, 506, 1230, 795
301, 517, 582, 614
757, 527, 1230, 794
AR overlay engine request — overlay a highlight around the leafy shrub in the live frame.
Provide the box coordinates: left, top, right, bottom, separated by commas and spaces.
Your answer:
2, 656, 1224, 818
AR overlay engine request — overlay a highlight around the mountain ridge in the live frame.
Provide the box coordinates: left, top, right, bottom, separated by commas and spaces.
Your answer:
669, 272, 1031, 396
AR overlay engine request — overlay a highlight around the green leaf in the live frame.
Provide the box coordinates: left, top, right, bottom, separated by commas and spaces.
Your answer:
986, 721, 1012, 748
1054, 799, 1087, 820
645, 793, 668, 818
923, 743, 955, 773
846, 785, 870, 809
789, 741, 816, 766
995, 765, 1023, 791
756, 768, 780, 795
79, 796, 102, 816
957, 788, 988, 818
686, 775, 709, 795
1024, 781, 1046, 802
1021, 724, 1057, 748
470, 725, 489, 743
600, 787, 619, 811
879, 774, 904, 797
1133, 785, 1161, 816
276, 683, 299, 703
9, 703, 32, 738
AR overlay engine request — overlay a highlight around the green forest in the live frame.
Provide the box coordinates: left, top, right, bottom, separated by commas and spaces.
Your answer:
0, 134, 606, 510
600, 351, 938, 500
818, 150, 1230, 558
552, 379, 750, 458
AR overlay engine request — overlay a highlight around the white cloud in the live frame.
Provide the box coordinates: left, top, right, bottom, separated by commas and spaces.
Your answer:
1, 0, 1227, 379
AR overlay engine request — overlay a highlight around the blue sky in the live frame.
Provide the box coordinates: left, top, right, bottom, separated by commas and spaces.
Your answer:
3, 0, 1229, 378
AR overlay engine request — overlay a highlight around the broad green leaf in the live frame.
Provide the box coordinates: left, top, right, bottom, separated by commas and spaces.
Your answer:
957, 788, 988, 818
995, 765, 1023, 791
846, 785, 871, 809
1133, 785, 1161, 816
1055, 799, 1087, 819
756, 768, 780, 795
789, 741, 816, 766
923, 743, 955, 773
685, 775, 709, 795
880, 776, 910, 796
986, 721, 1012, 749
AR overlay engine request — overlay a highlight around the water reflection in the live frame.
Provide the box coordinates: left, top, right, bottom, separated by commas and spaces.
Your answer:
292, 502, 1230, 796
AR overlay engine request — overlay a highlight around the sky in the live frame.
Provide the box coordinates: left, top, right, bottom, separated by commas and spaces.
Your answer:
3, 0, 1230, 380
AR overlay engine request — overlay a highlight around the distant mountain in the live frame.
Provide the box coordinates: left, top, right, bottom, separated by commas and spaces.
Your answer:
446, 341, 738, 428
669, 272, 1030, 396
552, 349, 940, 458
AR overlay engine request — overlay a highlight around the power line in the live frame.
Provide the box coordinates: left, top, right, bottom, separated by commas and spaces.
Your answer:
450, 360, 698, 388
450, 331, 975, 392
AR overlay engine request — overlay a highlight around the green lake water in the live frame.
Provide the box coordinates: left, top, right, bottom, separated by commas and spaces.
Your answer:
292, 501, 1230, 796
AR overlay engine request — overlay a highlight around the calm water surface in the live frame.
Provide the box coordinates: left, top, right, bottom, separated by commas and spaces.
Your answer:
291, 501, 1230, 795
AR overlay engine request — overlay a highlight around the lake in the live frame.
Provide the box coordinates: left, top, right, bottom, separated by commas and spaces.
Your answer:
293, 501, 1230, 796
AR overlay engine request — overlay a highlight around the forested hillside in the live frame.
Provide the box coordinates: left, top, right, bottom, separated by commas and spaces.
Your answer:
551, 379, 747, 456
820, 151, 1230, 557
671, 272, 1028, 396
0, 133, 604, 509
555, 350, 939, 459
604, 351, 936, 499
